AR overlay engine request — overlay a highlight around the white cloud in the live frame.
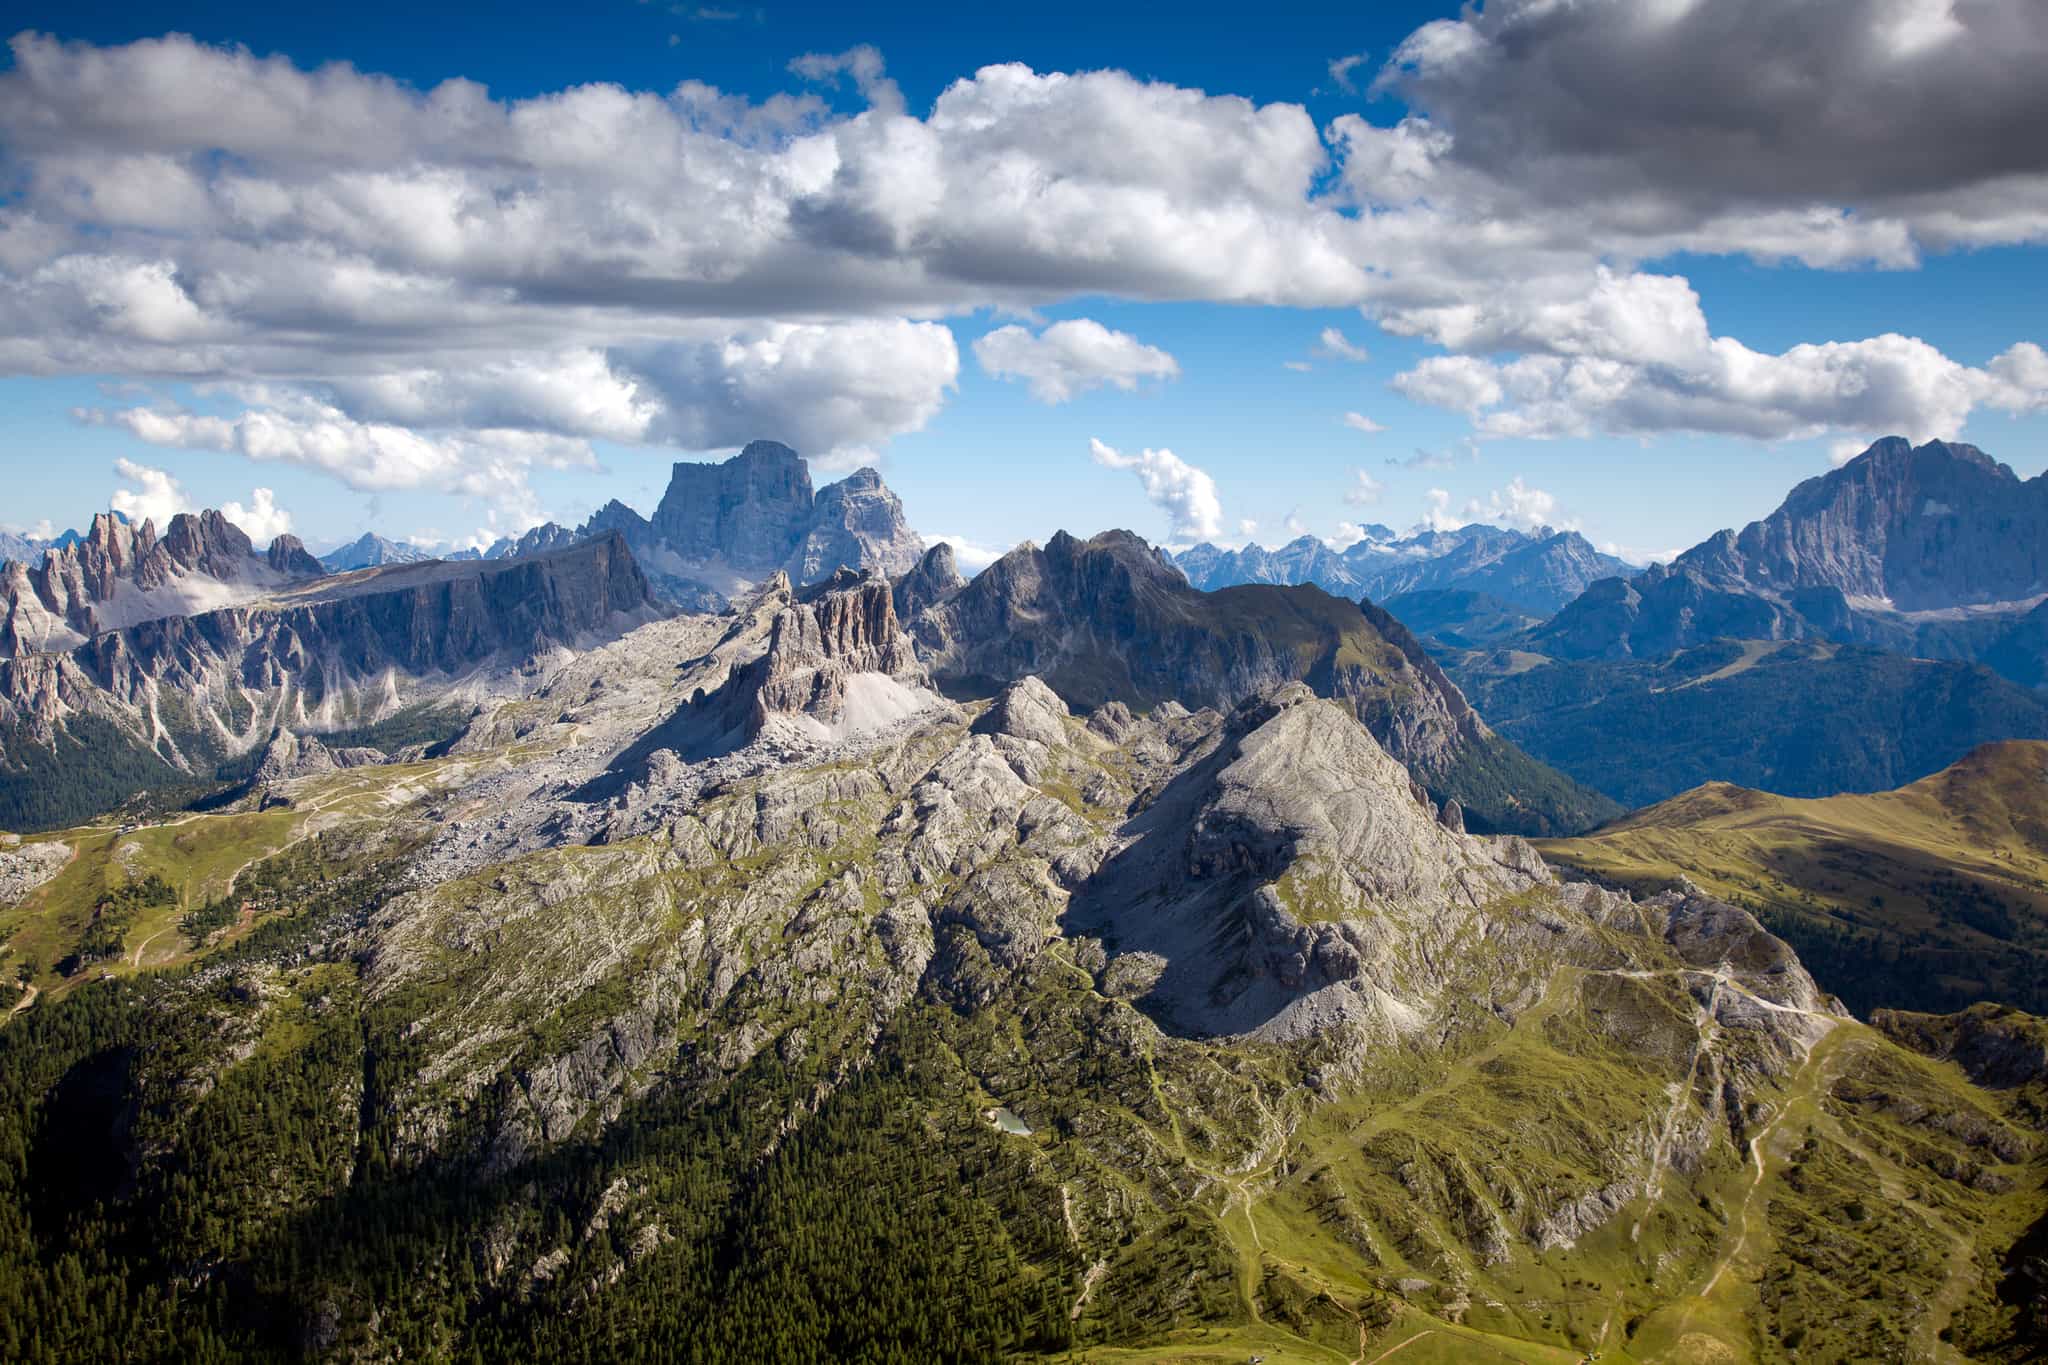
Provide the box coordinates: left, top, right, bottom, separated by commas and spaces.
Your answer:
920, 530, 1009, 573
1237, 517, 1259, 537
1341, 410, 1385, 434
1460, 476, 1561, 531
110, 456, 187, 528
1391, 357, 1504, 415
1327, 520, 1369, 551
1327, 53, 1370, 95
1417, 488, 1460, 533
1282, 360, 1312, 372
1283, 507, 1309, 537
1344, 469, 1385, 505
1391, 327, 2035, 443
106, 457, 296, 543
0, 18, 2042, 491
95, 401, 591, 521
973, 319, 1179, 403
1089, 437, 1223, 541
1601, 540, 1683, 567
221, 486, 292, 541
1318, 327, 1370, 362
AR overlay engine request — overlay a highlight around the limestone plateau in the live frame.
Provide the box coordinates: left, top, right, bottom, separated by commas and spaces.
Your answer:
0, 437, 2043, 1364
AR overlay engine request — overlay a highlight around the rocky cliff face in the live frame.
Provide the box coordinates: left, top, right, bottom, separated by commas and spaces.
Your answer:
1, 509, 325, 657
784, 467, 925, 584
559, 442, 925, 609
617, 569, 941, 766
890, 541, 966, 622
1678, 437, 2048, 610
1535, 438, 2048, 675
0, 534, 656, 788
909, 529, 1618, 836
916, 529, 1482, 772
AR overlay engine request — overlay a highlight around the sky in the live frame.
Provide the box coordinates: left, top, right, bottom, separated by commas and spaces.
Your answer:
1, 0, 2046, 566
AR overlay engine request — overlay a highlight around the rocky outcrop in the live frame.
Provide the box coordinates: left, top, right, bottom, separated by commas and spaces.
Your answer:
1874, 1003, 2048, 1091
783, 467, 924, 585
0, 839, 69, 905
0, 534, 657, 793
891, 542, 965, 622
246, 727, 384, 788
1, 509, 326, 657
622, 570, 940, 764
569, 442, 925, 609
266, 535, 326, 577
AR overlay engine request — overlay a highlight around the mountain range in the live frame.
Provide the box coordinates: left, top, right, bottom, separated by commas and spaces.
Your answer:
1173, 524, 1633, 614
1414, 438, 2048, 814
0, 532, 2041, 1361
1, 436, 2046, 1362
1533, 438, 2048, 684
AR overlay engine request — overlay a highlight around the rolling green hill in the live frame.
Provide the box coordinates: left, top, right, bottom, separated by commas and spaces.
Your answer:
1541, 741, 2048, 1017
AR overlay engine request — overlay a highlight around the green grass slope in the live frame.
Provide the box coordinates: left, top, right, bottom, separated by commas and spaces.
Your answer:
1540, 741, 2048, 1016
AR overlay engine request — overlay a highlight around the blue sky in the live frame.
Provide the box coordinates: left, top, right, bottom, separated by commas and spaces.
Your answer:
2, 0, 2046, 563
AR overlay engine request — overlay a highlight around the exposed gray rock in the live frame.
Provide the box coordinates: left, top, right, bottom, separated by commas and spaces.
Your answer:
785, 467, 924, 586
892, 541, 966, 622
973, 676, 1070, 751
2, 508, 324, 657
0, 839, 68, 905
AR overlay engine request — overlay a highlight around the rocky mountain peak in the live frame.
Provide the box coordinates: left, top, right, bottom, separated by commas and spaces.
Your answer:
1672, 434, 2046, 610
784, 465, 924, 586
892, 541, 965, 622
265, 534, 325, 577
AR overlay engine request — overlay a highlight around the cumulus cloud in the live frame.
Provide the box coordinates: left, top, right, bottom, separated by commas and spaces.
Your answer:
109, 456, 187, 528
108, 454, 294, 540
0, 15, 2045, 494
1326, 521, 1368, 551
1089, 437, 1223, 541
1392, 324, 2048, 442
1375, 0, 2048, 243
93, 401, 591, 522
221, 486, 292, 541
1460, 476, 1562, 531
1417, 489, 1460, 533
1341, 410, 1385, 434
973, 319, 1179, 403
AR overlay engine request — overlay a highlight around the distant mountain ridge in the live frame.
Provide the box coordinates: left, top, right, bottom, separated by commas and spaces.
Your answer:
1, 510, 325, 657
318, 533, 434, 573
0, 534, 656, 831
1173, 524, 1631, 614
1533, 437, 2048, 683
